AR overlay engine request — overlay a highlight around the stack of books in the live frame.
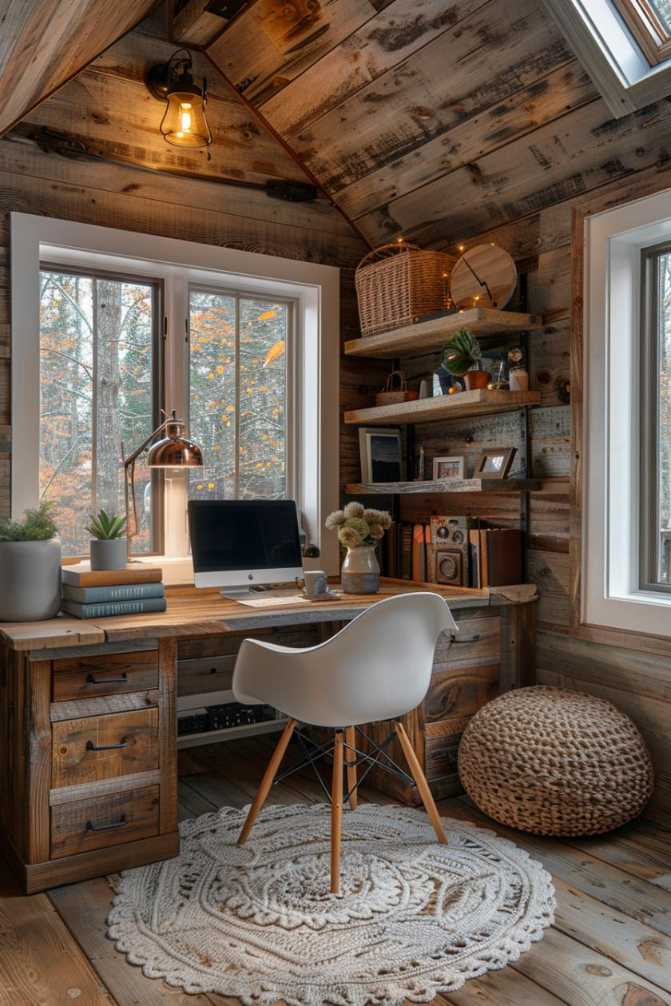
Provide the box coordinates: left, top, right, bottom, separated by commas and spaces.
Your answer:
61, 563, 167, 618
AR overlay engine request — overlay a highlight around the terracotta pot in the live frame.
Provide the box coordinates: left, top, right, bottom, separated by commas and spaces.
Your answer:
464, 370, 491, 391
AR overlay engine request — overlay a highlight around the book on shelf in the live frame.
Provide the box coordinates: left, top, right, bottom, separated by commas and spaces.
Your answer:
61, 597, 168, 619
62, 582, 166, 604
62, 562, 163, 588
469, 529, 523, 587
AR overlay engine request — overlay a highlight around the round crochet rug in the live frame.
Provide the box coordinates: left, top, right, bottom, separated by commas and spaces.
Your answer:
107, 803, 555, 1006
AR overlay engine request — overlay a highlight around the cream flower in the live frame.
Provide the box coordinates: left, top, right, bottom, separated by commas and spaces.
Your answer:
368, 523, 384, 540
344, 517, 370, 539
344, 501, 365, 519
338, 525, 363, 548
325, 509, 346, 529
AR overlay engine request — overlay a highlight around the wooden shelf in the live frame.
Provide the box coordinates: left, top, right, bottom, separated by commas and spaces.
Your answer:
344, 389, 541, 425
344, 308, 543, 359
346, 477, 541, 495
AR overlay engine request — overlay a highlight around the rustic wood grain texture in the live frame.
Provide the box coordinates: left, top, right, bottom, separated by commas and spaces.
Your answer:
27, 660, 52, 865
0, 647, 27, 860
0, 0, 157, 136
51, 708, 159, 789
344, 389, 542, 426
50, 784, 160, 860
344, 309, 543, 358
50, 691, 158, 722
158, 637, 178, 835
52, 650, 159, 701
208, 0, 379, 106
21, 30, 309, 188
173, 0, 230, 46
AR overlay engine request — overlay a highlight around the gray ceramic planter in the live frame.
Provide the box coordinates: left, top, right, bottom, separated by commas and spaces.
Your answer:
90, 538, 128, 571
0, 538, 62, 621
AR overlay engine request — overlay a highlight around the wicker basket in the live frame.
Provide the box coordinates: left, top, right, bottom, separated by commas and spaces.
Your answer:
355, 242, 455, 337
375, 370, 418, 406
458, 686, 654, 837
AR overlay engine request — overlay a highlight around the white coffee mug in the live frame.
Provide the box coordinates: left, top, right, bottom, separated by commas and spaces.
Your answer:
304, 570, 328, 597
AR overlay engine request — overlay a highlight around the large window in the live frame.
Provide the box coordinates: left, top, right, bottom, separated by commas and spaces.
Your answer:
188, 290, 291, 502
640, 243, 671, 588
13, 213, 340, 574
39, 267, 161, 556
584, 188, 671, 637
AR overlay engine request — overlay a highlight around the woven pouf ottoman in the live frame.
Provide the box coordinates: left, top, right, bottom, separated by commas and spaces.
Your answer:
458, 686, 654, 836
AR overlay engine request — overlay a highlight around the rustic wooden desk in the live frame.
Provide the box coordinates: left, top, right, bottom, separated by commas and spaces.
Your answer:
0, 580, 536, 893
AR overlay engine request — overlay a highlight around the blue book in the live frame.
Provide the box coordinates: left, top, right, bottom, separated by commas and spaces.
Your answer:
62, 583, 165, 604
61, 597, 168, 619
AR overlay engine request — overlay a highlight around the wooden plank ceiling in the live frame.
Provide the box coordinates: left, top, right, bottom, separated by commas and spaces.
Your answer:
205, 0, 671, 251
0, 0, 158, 136
5, 0, 671, 257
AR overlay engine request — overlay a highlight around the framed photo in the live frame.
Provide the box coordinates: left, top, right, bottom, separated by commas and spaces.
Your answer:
474, 446, 516, 479
358, 427, 403, 483
432, 455, 465, 481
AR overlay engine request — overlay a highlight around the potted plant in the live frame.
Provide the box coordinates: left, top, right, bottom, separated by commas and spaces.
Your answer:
86, 510, 128, 571
442, 329, 491, 391
0, 501, 61, 621
326, 502, 392, 594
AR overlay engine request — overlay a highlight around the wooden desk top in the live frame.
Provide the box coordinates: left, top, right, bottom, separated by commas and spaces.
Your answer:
0, 580, 537, 652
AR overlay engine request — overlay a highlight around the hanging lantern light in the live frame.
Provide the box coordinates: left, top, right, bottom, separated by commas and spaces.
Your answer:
146, 49, 212, 149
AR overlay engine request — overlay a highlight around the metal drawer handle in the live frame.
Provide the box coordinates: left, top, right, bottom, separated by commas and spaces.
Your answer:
86, 672, 128, 685
86, 815, 128, 832
86, 736, 129, 752
450, 634, 481, 644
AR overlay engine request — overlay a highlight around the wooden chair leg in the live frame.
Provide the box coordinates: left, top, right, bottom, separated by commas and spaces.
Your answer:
331, 730, 344, 894
344, 725, 358, 810
394, 721, 447, 845
237, 718, 297, 846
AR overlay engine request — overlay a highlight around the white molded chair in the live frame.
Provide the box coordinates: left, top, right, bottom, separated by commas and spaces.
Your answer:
232, 592, 458, 893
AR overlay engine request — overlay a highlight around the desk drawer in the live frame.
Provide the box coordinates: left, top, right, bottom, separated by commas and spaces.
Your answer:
52, 708, 159, 788
52, 651, 158, 701
50, 785, 160, 859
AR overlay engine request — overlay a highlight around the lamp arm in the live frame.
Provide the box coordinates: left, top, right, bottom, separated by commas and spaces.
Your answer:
122, 416, 170, 469
122, 416, 169, 561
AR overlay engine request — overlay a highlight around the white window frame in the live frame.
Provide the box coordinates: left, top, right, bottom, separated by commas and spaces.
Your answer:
11, 212, 341, 575
584, 185, 671, 635
542, 0, 671, 117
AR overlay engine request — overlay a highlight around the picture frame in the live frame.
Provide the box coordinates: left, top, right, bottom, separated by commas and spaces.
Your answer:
474, 446, 516, 479
432, 455, 465, 481
358, 427, 403, 483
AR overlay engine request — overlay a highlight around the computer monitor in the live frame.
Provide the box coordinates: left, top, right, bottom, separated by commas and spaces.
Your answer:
188, 499, 304, 598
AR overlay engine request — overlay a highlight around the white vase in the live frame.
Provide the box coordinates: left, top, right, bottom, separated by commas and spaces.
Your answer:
341, 545, 380, 595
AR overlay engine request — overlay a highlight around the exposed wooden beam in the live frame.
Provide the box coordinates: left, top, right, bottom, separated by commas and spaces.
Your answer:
172, 0, 247, 46
0, 0, 159, 137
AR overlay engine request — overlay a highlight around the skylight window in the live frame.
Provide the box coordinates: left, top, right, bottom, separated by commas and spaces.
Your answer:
614, 0, 671, 64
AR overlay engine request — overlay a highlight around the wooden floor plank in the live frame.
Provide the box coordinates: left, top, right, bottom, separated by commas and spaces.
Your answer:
443, 800, 671, 938
48, 877, 216, 1006
513, 927, 671, 1005
439, 969, 567, 1005
0, 859, 116, 1006
566, 823, 671, 891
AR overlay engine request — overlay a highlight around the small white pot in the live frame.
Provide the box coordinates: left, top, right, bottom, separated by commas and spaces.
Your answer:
90, 538, 127, 571
341, 545, 380, 595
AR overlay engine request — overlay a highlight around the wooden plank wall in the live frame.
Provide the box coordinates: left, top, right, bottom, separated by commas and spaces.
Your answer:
439, 166, 671, 828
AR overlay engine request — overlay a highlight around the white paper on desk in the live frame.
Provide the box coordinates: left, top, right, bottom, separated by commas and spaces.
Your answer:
234, 594, 310, 608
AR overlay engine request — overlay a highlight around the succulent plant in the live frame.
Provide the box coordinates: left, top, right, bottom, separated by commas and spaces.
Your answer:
442, 329, 482, 376
85, 509, 127, 540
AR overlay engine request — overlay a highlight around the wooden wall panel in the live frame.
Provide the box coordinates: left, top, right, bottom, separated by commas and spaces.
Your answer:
20, 32, 307, 188
0, 0, 157, 136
